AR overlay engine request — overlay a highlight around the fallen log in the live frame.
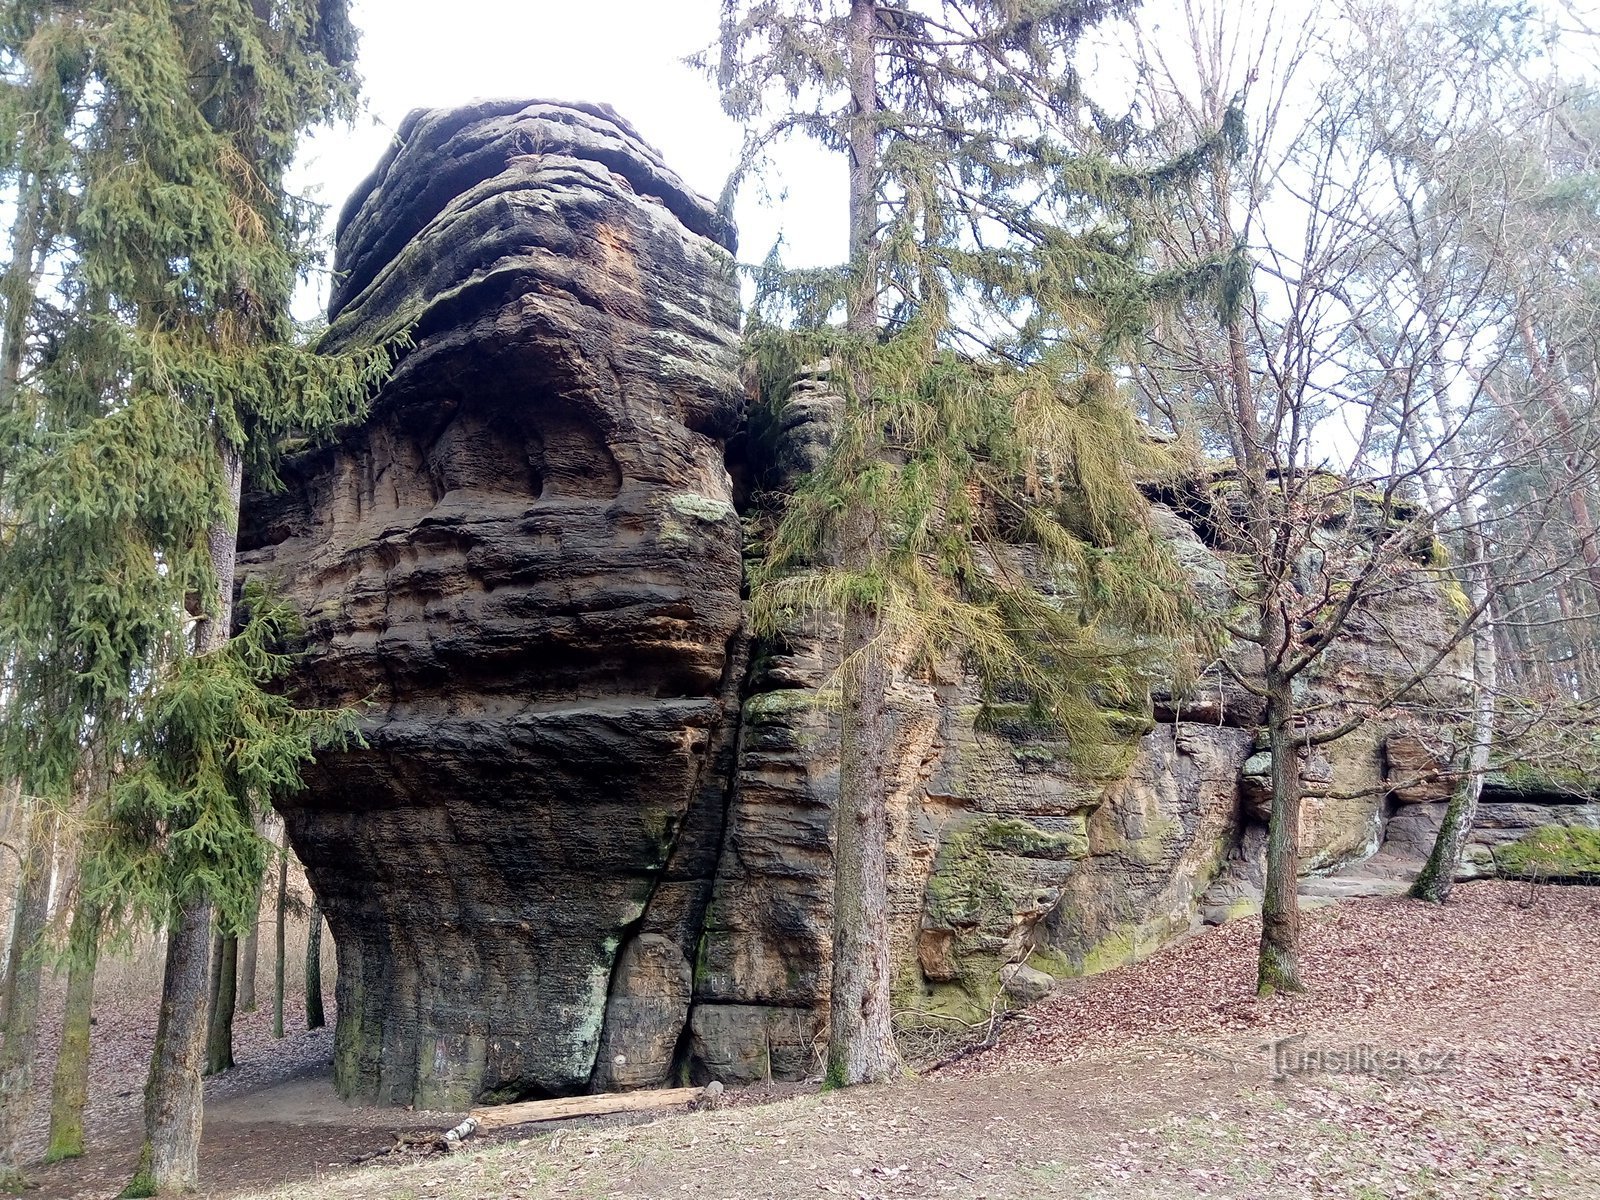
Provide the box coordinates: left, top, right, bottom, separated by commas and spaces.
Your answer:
462, 1083, 717, 1136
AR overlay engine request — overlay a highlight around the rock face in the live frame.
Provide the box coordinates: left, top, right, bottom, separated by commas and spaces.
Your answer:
239, 100, 743, 1108
243, 101, 1580, 1107
694, 444, 1473, 1048
1386, 775, 1600, 880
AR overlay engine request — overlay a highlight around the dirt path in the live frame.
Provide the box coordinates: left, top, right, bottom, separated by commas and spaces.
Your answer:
30, 1050, 452, 1200
31, 882, 1600, 1199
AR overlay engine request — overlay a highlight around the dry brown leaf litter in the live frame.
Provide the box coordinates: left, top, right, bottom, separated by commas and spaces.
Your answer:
25, 881, 1600, 1199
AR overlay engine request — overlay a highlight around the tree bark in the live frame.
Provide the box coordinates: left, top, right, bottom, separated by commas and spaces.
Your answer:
827, 600, 899, 1086
824, 0, 898, 1089
205, 934, 237, 1075
237, 871, 262, 1013
0, 164, 47, 446
126, 445, 242, 1197
845, 0, 879, 338
273, 846, 287, 1040
204, 928, 222, 1046
305, 899, 324, 1030
1551, 582, 1597, 697
1413, 537, 1498, 902
1515, 306, 1600, 606
0, 783, 20, 1017
124, 897, 214, 1197
1218, 285, 1305, 998
0, 812, 56, 1190
1257, 649, 1305, 996
44, 891, 101, 1164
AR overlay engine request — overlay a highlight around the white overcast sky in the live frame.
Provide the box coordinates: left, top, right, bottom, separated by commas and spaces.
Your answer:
287, 0, 1596, 327
288, 0, 845, 317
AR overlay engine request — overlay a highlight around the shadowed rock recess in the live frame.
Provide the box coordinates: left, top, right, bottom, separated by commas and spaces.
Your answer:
241, 101, 1599, 1109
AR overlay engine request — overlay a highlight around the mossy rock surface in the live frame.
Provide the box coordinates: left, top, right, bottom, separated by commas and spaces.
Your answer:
1496, 826, 1600, 881
904, 815, 1094, 1023
924, 817, 1087, 929
1485, 764, 1598, 804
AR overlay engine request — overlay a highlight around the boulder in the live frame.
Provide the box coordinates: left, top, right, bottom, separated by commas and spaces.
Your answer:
1000, 962, 1057, 1004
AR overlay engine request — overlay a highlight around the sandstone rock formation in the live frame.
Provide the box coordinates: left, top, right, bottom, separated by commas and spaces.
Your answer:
239, 100, 744, 1108
243, 100, 1590, 1108
699, 443, 1476, 1050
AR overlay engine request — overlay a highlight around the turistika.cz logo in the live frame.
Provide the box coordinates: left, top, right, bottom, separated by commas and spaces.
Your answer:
1264, 1035, 1462, 1079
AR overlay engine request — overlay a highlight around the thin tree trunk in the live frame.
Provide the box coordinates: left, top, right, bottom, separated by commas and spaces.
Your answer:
126, 445, 242, 1197
1218, 286, 1304, 997
1413, 539, 1498, 902
0, 782, 21, 1016
1257, 632, 1305, 996
305, 899, 324, 1030
1411, 287, 1504, 901
1552, 582, 1598, 696
205, 935, 237, 1075
237, 876, 262, 1013
0, 812, 56, 1190
204, 927, 222, 1044
0, 164, 47, 461
827, 603, 899, 1086
44, 891, 101, 1164
0, 167, 49, 1023
1514, 307, 1600, 605
844, 0, 879, 338
273, 847, 287, 1040
1510, 585, 1553, 695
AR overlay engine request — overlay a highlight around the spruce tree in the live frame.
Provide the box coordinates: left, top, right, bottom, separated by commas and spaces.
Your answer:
0, 1, 387, 1191
0, 6, 102, 1186
706, 0, 1229, 1083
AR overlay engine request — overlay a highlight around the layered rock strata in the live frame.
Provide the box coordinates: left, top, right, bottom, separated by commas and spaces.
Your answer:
239, 100, 743, 1108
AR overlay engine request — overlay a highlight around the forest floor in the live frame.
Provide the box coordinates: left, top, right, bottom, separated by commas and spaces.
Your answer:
28, 881, 1600, 1200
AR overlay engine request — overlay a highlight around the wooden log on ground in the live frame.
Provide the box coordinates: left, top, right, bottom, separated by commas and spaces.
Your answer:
467, 1085, 710, 1133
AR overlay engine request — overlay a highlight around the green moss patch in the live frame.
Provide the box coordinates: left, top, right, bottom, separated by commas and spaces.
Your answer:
1495, 826, 1600, 881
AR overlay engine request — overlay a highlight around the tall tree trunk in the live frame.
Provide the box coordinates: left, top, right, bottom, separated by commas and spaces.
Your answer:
1552, 583, 1598, 696
0, 165, 47, 447
0, 812, 56, 1190
1413, 540, 1498, 902
1218, 288, 1304, 998
304, 899, 324, 1030
126, 444, 242, 1197
0, 783, 21, 1016
844, 0, 879, 338
44, 891, 102, 1164
124, 897, 214, 1198
1257, 647, 1305, 996
0, 166, 50, 1026
204, 928, 222, 1045
1514, 307, 1600, 606
237, 920, 259, 1014
273, 847, 287, 1040
825, 0, 897, 1089
827, 600, 898, 1086
205, 935, 237, 1075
